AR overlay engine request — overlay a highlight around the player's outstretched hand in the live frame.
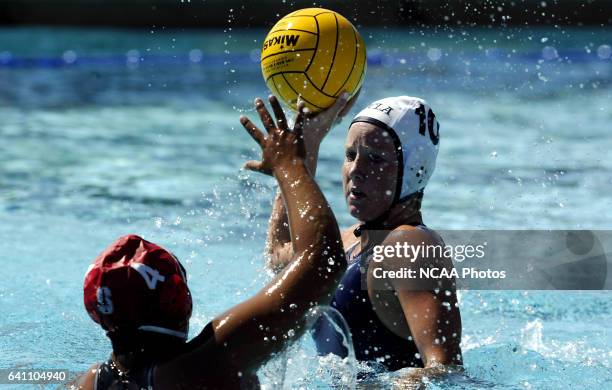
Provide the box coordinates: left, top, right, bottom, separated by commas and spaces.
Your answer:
240, 96, 307, 176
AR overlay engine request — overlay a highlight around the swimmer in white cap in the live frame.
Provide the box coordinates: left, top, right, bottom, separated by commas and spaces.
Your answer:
265, 93, 463, 383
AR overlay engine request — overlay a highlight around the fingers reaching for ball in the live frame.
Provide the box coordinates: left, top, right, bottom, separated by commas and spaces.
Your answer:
338, 88, 361, 121
239, 115, 266, 147
293, 101, 306, 139
268, 95, 288, 132
240, 96, 307, 176
255, 98, 276, 134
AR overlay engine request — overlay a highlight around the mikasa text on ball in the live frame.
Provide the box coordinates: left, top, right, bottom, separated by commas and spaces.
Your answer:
261, 8, 367, 113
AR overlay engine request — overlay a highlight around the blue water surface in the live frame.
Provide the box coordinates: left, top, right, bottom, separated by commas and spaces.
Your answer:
0, 26, 611, 389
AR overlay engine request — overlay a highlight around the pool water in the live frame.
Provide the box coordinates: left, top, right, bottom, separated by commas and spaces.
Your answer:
0, 26, 611, 389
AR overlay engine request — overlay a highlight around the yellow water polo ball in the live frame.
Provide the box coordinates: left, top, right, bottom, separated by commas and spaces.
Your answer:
260, 8, 367, 113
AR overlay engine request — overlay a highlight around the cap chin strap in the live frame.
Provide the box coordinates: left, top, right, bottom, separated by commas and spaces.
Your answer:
353, 190, 423, 237
353, 210, 391, 237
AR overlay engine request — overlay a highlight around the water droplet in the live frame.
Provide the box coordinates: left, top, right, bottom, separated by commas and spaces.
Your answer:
427, 48, 442, 61
189, 49, 203, 63
154, 217, 163, 228
62, 50, 77, 64
597, 44, 611, 59
542, 46, 558, 60
126, 49, 140, 64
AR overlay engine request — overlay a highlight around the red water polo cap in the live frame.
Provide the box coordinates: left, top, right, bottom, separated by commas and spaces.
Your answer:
84, 234, 192, 340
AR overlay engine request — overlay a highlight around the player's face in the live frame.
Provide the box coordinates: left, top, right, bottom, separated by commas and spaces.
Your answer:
343, 122, 399, 222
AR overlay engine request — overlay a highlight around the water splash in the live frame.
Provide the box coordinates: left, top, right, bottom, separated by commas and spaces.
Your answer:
521, 319, 544, 352
259, 306, 357, 389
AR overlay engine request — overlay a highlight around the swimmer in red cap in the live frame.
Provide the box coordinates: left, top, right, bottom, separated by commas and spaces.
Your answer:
69, 98, 346, 389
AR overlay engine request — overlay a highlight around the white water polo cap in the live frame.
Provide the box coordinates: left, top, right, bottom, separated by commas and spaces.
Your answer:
350, 96, 440, 203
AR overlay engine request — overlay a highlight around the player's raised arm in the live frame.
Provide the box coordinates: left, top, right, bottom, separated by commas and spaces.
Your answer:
201, 96, 346, 373
264, 93, 360, 273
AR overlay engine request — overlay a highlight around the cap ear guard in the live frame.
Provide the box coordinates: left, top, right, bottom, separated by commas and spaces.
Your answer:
169, 250, 188, 282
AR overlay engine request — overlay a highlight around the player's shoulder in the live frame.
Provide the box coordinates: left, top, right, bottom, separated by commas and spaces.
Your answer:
385, 224, 442, 246
380, 224, 451, 271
